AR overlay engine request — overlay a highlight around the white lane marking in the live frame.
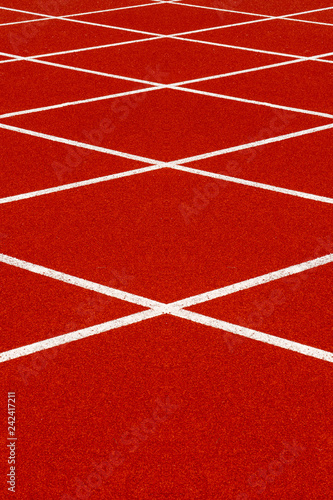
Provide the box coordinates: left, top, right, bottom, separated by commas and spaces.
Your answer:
167, 163, 333, 204
0, 87, 158, 120
167, 5, 333, 40
0, 310, 162, 363
172, 123, 333, 165
31, 36, 162, 59
0, 4, 168, 37
0, 5, 54, 18
0, 165, 163, 205
0, 51, 165, 88
170, 17, 275, 38
173, 35, 305, 59
0, 18, 50, 27
174, 85, 333, 119
0, 252, 332, 363
167, 46, 333, 88
1, 5, 324, 65
168, 18, 274, 40
0, 253, 163, 309
0, 123, 157, 165
0, 58, 18, 64
63, 2, 167, 18
173, 2, 271, 18
172, 309, 333, 363
48, 16, 166, 38
175, 3, 333, 19
0, 122, 332, 206
285, 17, 333, 28
169, 254, 333, 309
168, 59, 304, 88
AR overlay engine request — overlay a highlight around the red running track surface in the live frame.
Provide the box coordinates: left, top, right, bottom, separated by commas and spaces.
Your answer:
0, 1, 333, 499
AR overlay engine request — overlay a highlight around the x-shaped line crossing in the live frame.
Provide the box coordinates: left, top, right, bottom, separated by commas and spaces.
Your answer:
1, 2, 333, 369
1, 251, 333, 364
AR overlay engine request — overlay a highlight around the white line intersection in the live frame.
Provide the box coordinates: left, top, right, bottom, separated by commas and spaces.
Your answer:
1, 1, 333, 374
0, 252, 332, 363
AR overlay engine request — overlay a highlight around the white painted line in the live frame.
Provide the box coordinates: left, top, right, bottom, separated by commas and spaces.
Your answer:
0, 5, 54, 18
0, 123, 157, 165
172, 309, 333, 364
1, 2, 331, 47
1, 18, 327, 89
285, 17, 333, 28
0, 7, 312, 66
0, 309, 162, 363
30, 58, 164, 86
1, 53, 330, 124
32, 36, 162, 59
175, 85, 333, 119
167, 163, 333, 204
0, 3, 167, 38
51, 15, 165, 38
0, 253, 162, 309
0, 165, 163, 205
169, 253, 333, 309
169, 18, 274, 40
173, 35, 304, 59
56, 3, 333, 47
278, 6, 333, 16
0, 18, 49, 28
63, 2, 167, 18
169, 59, 304, 88
0, 87, 158, 120
0, 252, 332, 364
178, 38, 333, 64
175, 2, 333, 19
0, 52, 165, 88
0, 124, 332, 208
167, 4, 333, 40
172, 122, 333, 165
174, 2, 271, 18
168, 47, 333, 87
0, 58, 19, 64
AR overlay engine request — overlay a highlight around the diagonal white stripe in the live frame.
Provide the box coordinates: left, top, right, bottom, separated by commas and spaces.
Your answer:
0, 310, 162, 363
0, 165, 163, 205
284, 17, 333, 28
169, 254, 333, 309
174, 85, 333, 119
172, 309, 333, 363
0, 123, 332, 207
0, 51, 164, 88
173, 34, 305, 59
0, 252, 332, 363
0, 87, 158, 120
32, 36, 162, 59
172, 123, 333, 165
0, 253, 164, 309
167, 164, 333, 204
0, 122, 157, 165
